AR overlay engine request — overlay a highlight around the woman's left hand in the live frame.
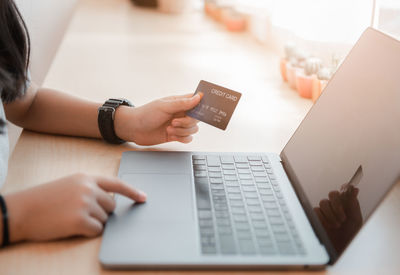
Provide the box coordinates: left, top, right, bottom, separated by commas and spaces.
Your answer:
114, 93, 202, 146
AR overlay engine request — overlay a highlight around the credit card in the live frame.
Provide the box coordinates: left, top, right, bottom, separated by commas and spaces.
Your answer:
186, 80, 241, 130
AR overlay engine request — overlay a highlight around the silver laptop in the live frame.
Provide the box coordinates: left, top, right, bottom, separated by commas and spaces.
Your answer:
99, 28, 400, 269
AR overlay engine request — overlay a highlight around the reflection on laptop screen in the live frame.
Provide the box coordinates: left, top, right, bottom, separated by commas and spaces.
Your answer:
281, 29, 400, 255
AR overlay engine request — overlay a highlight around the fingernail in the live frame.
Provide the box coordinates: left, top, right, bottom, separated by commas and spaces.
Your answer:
172, 121, 180, 127
139, 191, 147, 201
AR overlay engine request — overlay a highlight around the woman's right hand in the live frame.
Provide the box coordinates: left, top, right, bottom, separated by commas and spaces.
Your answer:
3, 173, 146, 244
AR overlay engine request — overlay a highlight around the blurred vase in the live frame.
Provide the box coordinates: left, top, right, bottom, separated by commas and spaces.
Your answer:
296, 71, 313, 99
158, 0, 192, 13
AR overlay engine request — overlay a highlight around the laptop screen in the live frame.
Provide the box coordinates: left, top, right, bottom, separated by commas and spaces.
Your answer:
280, 28, 400, 260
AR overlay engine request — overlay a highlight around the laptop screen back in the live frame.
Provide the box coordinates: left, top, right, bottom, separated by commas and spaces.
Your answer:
280, 28, 400, 260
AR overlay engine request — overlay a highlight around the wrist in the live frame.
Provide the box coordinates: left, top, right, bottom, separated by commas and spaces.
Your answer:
4, 192, 28, 243
114, 105, 138, 143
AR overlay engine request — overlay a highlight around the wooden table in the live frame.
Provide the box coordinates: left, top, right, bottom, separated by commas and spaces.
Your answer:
1, 0, 399, 274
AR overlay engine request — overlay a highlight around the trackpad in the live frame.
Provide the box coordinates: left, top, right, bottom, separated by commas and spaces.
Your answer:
116, 173, 194, 221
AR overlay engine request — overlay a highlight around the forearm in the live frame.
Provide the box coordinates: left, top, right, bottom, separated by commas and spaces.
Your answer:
12, 88, 102, 138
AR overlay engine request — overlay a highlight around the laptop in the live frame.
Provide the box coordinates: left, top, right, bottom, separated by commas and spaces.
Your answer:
99, 28, 400, 269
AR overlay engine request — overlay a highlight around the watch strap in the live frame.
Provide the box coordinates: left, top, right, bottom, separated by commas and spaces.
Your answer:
98, 98, 133, 144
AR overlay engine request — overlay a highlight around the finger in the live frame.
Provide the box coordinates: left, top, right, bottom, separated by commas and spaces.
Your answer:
95, 176, 147, 203
328, 191, 346, 223
81, 216, 103, 237
319, 199, 341, 228
96, 188, 116, 213
314, 207, 330, 229
168, 135, 193, 144
171, 116, 199, 128
167, 125, 199, 137
160, 93, 202, 114
89, 202, 109, 223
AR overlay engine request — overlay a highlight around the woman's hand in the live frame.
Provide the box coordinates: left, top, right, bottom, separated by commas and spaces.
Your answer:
114, 93, 202, 146
3, 173, 146, 243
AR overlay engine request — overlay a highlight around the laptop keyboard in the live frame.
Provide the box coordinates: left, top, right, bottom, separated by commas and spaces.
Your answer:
192, 154, 306, 256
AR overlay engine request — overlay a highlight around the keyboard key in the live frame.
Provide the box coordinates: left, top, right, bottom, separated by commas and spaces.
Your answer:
193, 155, 206, 160
253, 220, 268, 228
251, 166, 265, 172
259, 189, 273, 195
236, 230, 252, 239
223, 170, 236, 175
237, 168, 251, 174
207, 155, 221, 167
255, 177, 269, 182
240, 180, 254, 186
226, 186, 241, 193
236, 163, 249, 169
194, 183, 211, 210
257, 237, 274, 247
210, 177, 223, 184
239, 174, 252, 180
249, 213, 265, 220
235, 222, 251, 231
219, 235, 237, 254
248, 156, 261, 161
239, 240, 256, 254
193, 159, 206, 165
272, 224, 287, 233
222, 164, 235, 170
201, 246, 217, 254
230, 200, 244, 207
233, 215, 248, 222
231, 207, 246, 214
234, 156, 248, 163
194, 171, 207, 178
216, 219, 231, 227
209, 172, 222, 178
249, 160, 263, 166
242, 186, 256, 192
263, 201, 278, 209
244, 192, 258, 199
259, 246, 276, 255
198, 210, 212, 219
220, 156, 234, 163
253, 171, 267, 177
269, 216, 284, 225
266, 168, 274, 174
261, 156, 270, 163
224, 175, 238, 181
266, 209, 281, 217
261, 195, 275, 202
215, 211, 229, 218
278, 243, 295, 255
246, 198, 261, 206
211, 184, 224, 190
199, 219, 213, 227
208, 166, 221, 172
217, 226, 232, 235
195, 177, 208, 184
227, 193, 241, 199
200, 227, 214, 235
225, 180, 239, 186
248, 205, 263, 213
193, 165, 206, 171
254, 229, 269, 237
275, 233, 291, 243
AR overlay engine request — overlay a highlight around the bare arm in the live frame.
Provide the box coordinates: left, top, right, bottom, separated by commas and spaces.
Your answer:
3, 84, 102, 138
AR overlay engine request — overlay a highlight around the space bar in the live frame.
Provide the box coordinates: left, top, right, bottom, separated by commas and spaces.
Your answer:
194, 182, 211, 210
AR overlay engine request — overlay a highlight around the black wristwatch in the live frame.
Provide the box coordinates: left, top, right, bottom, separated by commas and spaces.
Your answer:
98, 98, 134, 144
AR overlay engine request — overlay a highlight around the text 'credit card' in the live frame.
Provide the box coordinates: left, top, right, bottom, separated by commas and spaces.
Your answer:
186, 80, 242, 130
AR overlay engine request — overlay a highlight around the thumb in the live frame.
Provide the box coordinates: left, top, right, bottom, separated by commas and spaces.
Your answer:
161, 93, 202, 114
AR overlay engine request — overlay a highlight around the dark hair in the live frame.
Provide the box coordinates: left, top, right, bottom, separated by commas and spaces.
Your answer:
0, 0, 30, 104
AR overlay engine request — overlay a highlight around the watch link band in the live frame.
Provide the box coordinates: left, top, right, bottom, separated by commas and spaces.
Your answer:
98, 98, 133, 144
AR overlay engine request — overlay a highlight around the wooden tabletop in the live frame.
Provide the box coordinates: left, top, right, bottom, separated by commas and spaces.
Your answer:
0, 0, 399, 274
